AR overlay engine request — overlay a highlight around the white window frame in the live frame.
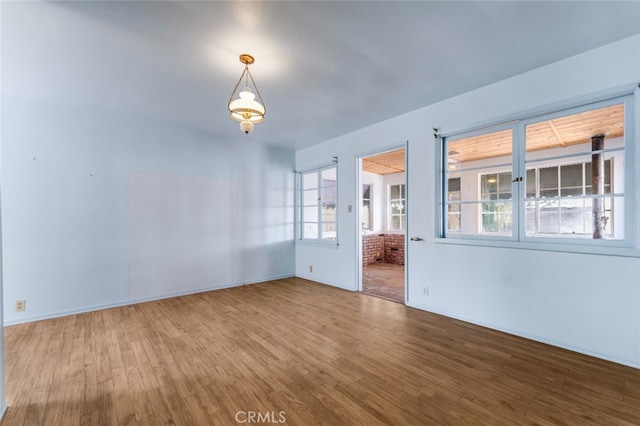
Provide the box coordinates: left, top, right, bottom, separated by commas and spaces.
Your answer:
437, 89, 639, 257
388, 183, 406, 231
296, 163, 338, 247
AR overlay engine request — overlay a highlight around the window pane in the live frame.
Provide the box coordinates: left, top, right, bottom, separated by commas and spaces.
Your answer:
539, 167, 558, 198
525, 200, 537, 234
586, 159, 613, 195
322, 204, 336, 222
322, 167, 336, 181
525, 104, 624, 159
481, 173, 511, 200
538, 199, 560, 234
303, 172, 318, 189
362, 200, 371, 229
447, 178, 461, 232
303, 206, 318, 222
391, 216, 401, 230
526, 196, 621, 239
389, 184, 405, 231
303, 223, 318, 239
448, 204, 461, 231
391, 200, 405, 215
390, 185, 400, 199
559, 198, 586, 234
526, 169, 536, 198
362, 184, 372, 230
498, 172, 512, 198
482, 201, 512, 233
481, 174, 497, 197
322, 184, 336, 208
322, 222, 336, 240
363, 184, 371, 199
560, 163, 583, 196
446, 129, 513, 213
448, 178, 461, 192
303, 189, 318, 205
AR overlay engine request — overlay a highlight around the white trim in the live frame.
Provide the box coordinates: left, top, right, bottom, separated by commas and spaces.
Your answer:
356, 155, 363, 291
407, 300, 640, 370
295, 239, 339, 248
435, 236, 640, 258
402, 140, 409, 305
295, 274, 357, 292
3, 274, 294, 326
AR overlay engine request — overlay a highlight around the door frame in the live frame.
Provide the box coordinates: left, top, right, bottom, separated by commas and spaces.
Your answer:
355, 141, 408, 303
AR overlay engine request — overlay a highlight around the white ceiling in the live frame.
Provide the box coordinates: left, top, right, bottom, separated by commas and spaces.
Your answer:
3, 1, 640, 151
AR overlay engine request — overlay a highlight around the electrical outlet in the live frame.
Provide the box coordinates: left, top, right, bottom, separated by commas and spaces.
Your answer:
309, 265, 313, 273
423, 287, 429, 296
15, 300, 26, 312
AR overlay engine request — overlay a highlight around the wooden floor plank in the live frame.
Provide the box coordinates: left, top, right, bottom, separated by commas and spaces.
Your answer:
2, 277, 640, 425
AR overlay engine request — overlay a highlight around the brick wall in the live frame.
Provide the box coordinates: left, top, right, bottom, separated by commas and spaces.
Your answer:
362, 234, 405, 266
362, 234, 384, 265
383, 233, 405, 265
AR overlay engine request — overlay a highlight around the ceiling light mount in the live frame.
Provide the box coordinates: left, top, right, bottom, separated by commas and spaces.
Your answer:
228, 54, 266, 135
239, 54, 255, 65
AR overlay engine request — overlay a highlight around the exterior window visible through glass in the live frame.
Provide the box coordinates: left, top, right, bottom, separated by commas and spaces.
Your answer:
389, 184, 405, 231
362, 184, 372, 230
445, 128, 513, 236
299, 165, 337, 242
442, 96, 629, 246
525, 160, 614, 237
525, 102, 623, 240
447, 178, 461, 232
480, 172, 513, 233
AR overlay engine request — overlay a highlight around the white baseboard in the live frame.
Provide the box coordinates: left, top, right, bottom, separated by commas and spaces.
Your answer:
294, 274, 357, 292
406, 300, 640, 370
3, 274, 294, 326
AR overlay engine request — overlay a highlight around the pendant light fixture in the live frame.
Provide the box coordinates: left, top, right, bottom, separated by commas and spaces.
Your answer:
227, 54, 266, 134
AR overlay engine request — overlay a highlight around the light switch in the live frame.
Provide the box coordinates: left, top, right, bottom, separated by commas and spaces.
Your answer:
348, 204, 353, 213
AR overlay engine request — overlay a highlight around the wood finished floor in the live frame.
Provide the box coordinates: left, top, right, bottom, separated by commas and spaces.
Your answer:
3, 277, 640, 425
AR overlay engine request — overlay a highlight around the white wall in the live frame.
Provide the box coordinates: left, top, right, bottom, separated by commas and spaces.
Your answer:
296, 34, 640, 367
1, 95, 295, 325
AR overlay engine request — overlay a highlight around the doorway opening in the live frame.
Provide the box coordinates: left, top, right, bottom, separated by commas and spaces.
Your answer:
358, 147, 406, 303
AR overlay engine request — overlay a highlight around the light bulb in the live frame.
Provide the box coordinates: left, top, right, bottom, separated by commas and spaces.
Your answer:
240, 121, 254, 134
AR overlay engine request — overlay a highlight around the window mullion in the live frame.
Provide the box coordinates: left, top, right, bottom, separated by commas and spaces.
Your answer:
514, 122, 526, 242
317, 172, 323, 240
296, 172, 302, 240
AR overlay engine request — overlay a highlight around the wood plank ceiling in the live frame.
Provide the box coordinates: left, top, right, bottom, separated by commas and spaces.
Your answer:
362, 149, 405, 175
448, 104, 624, 163
361, 104, 623, 174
